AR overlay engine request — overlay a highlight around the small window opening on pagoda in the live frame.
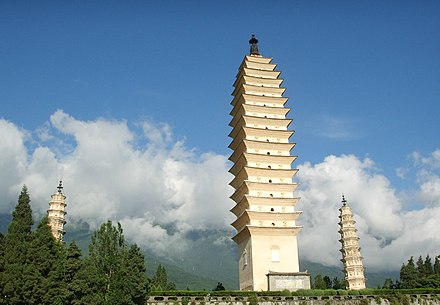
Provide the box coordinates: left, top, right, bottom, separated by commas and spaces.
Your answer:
270, 193, 273, 197
270, 208, 274, 212
271, 246, 280, 262
268, 165, 271, 169
267, 152, 270, 155
269, 179, 272, 183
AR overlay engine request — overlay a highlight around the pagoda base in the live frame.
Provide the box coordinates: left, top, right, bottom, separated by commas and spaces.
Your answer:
266, 271, 311, 291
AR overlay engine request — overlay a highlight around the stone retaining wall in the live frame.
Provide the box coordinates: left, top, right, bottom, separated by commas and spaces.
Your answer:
147, 294, 440, 305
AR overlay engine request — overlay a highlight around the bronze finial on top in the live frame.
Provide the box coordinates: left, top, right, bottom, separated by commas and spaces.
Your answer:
57, 180, 63, 194
249, 34, 260, 55
342, 194, 347, 205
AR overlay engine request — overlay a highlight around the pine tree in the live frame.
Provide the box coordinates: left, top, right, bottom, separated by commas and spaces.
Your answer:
332, 277, 343, 290
0, 232, 4, 273
323, 275, 332, 289
312, 274, 326, 289
152, 264, 168, 291
124, 244, 148, 304
64, 240, 88, 304
0, 233, 4, 305
424, 254, 433, 276
416, 255, 424, 277
1, 186, 35, 304
28, 216, 66, 304
109, 244, 148, 305
434, 255, 440, 275
382, 278, 395, 289
151, 264, 175, 291
400, 256, 419, 288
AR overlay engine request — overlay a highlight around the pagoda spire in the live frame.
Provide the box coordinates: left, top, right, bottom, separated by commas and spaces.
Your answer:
338, 195, 366, 290
249, 34, 260, 56
57, 180, 63, 194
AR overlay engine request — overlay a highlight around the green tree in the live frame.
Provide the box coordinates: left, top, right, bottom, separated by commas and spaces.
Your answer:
312, 274, 326, 289
213, 282, 225, 291
434, 255, 440, 275
0, 233, 4, 305
115, 244, 148, 304
64, 241, 86, 305
332, 277, 343, 290
416, 255, 424, 277
87, 220, 147, 304
0, 232, 4, 272
77, 258, 106, 305
27, 216, 66, 304
1, 186, 35, 304
400, 256, 418, 288
151, 264, 176, 291
64, 241, 104, 305
323, 275, 332, 289
382, 278, 395, 289
88, 220, 125, 304
424, 254, 433, 276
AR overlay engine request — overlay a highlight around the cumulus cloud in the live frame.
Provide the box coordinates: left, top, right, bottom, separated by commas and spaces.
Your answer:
0, 110, 234, 256
1, 111, 439, 271
410, 150, 440, 207
296, 154, 440, 271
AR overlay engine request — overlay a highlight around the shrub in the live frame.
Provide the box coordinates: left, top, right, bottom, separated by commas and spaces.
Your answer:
348, 290, 360, 295
323, 289, 337, 296
359, 288, 375, 295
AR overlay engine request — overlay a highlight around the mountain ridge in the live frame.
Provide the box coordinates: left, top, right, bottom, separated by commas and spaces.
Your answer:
0, 214, 398, 289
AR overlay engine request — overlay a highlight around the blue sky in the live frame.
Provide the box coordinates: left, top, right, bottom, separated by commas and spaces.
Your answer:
2, 1, 440, 181
1, 1, 440, 270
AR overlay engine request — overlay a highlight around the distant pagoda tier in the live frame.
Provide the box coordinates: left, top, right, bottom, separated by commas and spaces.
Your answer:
47, 181, 67, 242
338, 195, 366, 290
229, 35, 307, 291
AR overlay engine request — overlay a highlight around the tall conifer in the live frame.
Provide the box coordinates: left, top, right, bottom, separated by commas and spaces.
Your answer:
400, 256, 419, 288
434, 255, 440, 275
28, 216, 66, 304
64, 241, 91, 305
424, 254, 433, 276
1, 186, 35, 304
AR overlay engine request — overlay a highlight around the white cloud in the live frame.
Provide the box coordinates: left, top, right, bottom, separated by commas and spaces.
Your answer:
1, 111, 440, 271
412, 149, 440, 169
0, 110, 234, 257
296, 154, 440, 272
0, 119, 29, 209
410, 150, 440, 207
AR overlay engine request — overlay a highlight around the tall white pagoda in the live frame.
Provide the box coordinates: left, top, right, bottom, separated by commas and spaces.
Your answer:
229, 35, 309, 291
47, 181, 67, 241
338, 195, 366, 290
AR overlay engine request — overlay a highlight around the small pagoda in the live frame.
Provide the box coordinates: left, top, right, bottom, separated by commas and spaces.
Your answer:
47, 181, 67, 241
228, 35, 309, 291
338, 195, 366, 290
